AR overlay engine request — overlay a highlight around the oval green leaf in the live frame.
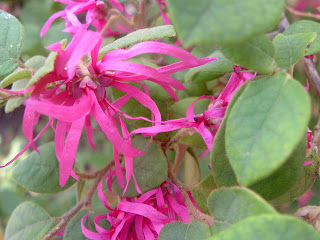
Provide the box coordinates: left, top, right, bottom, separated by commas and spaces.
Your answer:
273, 33, 317, 70
4, 202, 55, 240
112, 135, 168, 197
158, 220, 212, 240
220, 35, 276, 74
207, 214, 320, 240
12, 142, 76, 194
0, 10, 24, 78
208, 187, 277, 233
167, 0, 284, 47
225, 72, 311, 186
283, 20, 320, 55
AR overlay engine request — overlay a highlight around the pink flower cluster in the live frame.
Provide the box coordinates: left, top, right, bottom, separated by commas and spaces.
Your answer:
82, 180, 194, 240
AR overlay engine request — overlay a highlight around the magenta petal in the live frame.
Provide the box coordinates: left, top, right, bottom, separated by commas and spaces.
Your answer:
25, 91, 93, 122
98, 61, 185, 90
196, 121, 214, 151
116, 202, 171, 224
40, 11, 65, 37
104, 41, 198, 63
108, 0, 124, 11
114, 147, 125, 188
111, 82, 161, 124
130, 122, 197, 136
84, 115, 96, 150
91, 98, 143, 158
81, 216, 109, 240
59, 116, 85, 187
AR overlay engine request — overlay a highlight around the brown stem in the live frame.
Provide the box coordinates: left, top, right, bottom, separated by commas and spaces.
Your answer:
167, 160, 214, 225
166, 128, 196, 150
303, 58, 320, 102
42, 162, 113, 240
173, 144, 188, 174
286, 6, 320, 21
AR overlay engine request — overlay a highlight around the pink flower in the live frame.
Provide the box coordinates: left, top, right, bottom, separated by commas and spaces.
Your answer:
131, 67, 256, 151
81, 180, 196, 240
2, 30, 216, 191
41, 0, 128, 37
294, 0, 320, 14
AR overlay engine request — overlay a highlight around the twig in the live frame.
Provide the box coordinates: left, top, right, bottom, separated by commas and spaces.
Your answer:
42, 162, 113, 240
167, 160, 214, 225
286, 6, 320, 21
173, 144, 188, 174
304, 58, 320, 101
166, 128, 196, 149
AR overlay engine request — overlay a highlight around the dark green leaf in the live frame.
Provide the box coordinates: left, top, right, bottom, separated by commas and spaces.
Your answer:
207, 214, 320, 240
191, 174, 217, 215
12, 142, 76, 194
220, 35, 276, 74
4, 202, 55, 240
273, 33, 317, 70
270, 149, 320, 205
225, 72, 311, 186
283, 20, 320, 55
98, 25, 176, 59
208, 187, 277, 233
112, 135, 167, 197
167, 0, 284, 47
185, 51, 234, 83
158, 220, 212, 240
0, 10, 24, 78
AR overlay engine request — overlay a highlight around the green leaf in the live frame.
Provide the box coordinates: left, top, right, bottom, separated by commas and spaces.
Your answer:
26, 50, 59, 88
208, 187, 277, 233
220, 35, 276, 74
225, 72, 311, 186
112, 135, 168, 197
0, 10, 24, 78
166, 0, 284, 47
0, 69, 32, 88
4, 77, 29, 113
207, 214, 320, 240
273, 33, 317, 70
249, 136, 307, 201
191, 174, 217, 215
4, 202, 55, 240
185, 51, 234, 83
283, 20, 320, 55
5, 55, 46, 113
64, 210, 110, 240
270, 149, 320, 205
98, 25, 176, 59
158, 220, 212, 240
211, 82, 249, 187
12, 142, 76, 194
